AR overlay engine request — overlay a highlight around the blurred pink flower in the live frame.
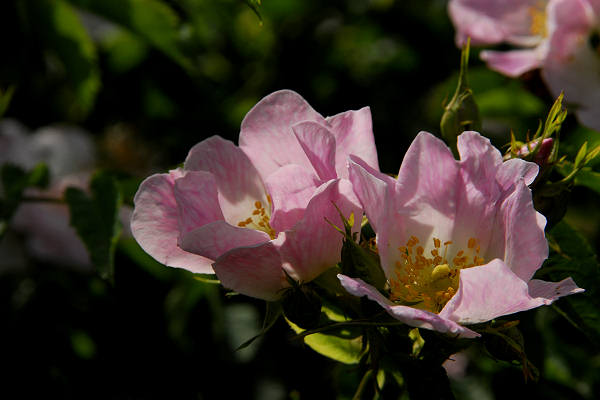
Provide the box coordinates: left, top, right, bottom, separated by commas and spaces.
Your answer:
132, 90, 377, 300
339, 131, 583, 338
449, 0, 600, 131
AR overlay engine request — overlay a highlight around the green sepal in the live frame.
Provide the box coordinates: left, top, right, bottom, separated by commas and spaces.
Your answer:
236, 301, 282, 351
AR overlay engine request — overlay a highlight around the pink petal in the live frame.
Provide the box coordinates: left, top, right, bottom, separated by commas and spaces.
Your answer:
528, 277, 585, 301
481, 49, 544, 77
131, 171, 214, 274
179, 220, 271, 261
348, 155, 404, 278
173, 171, 224, 235
543, 0, 600, 131
184, 136, 269, 225
239, 90, 325, 179
487, 180, 548, 281
325, 107, 379, 178
213, 241, 287, 301
338, 275, 479, 338
448, 0, 548, 47
496, 158, 539, 189
440, 259, 581, 324
277, 179, 362, 283
292, 121, 337, 181
265, 164, 320, 233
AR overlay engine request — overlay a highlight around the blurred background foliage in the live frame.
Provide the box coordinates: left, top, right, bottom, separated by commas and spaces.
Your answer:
1, 0, 599, 398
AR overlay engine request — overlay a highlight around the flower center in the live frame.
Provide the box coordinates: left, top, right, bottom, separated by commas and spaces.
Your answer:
236, 197, 276, 239
529, 4, 547, 37
389, 235, 485, 313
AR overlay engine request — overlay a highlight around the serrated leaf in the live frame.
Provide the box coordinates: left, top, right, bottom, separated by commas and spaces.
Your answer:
65, 171, 122, 282
31, 0, 100, 118
287, 318, 364, 364
68, 0, 193, 71
540, 221, 600, 345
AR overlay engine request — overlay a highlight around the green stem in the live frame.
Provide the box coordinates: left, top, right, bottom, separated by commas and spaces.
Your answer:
352, 369, 374, 400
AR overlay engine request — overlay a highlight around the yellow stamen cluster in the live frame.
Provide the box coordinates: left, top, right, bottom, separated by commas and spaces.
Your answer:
236, 197, 276, 239
389, 235, 485, 313
529, 3, 547, 37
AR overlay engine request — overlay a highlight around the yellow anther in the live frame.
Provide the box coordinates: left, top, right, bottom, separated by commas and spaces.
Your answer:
433, 238, 441, 248
431, 264, 451, 281
407, 236, 419, 247
255, 201, 262, 209
468, 238, 477, 249
444, 241, 453, 246
416, 246, 424, 256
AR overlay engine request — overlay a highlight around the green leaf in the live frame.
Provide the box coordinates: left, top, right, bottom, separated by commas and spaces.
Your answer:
65, 171, 122, 282
0, 163, 50, 238
287, 318, 365, 365
574, 141, 588, 169
555, 162, 600, 195
68, 0, 193, 71
0, 86, 16, 118
541, 221, 600, 345
30, 0, 100, 118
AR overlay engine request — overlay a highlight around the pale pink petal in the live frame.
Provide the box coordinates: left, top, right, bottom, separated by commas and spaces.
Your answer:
213, 242, 287, 301
348, 156, 405, 278
448, 0, 549, 46
543, 0, 600, 131
179, 220, 271, 261
325, 107, 379, 178
348, 155, 396, 232
292, 121, 337, 181
338, 275, 479, 338
487, 181, 548, 281
481, 49, 544, 77
173, 171, 224, 235
528, 277, 585, 300
131, 171, 214, 274
265, 164, 320, 233
183, 136, 269, 225
440, 259, 581, 324
496, 158, 539, 189
239, 90, 325, 179
278, 179, 362, 283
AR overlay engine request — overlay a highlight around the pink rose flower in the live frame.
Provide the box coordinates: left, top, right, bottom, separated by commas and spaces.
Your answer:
339, 131, 583, 338
449, 0, 600, 131
131, 90, 377, 300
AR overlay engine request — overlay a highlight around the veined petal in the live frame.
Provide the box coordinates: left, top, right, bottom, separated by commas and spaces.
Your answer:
496, 158, 539, 189
179, 220, 271, 261
131, 171, 214, 274
239, 90, 325, 179
278, 179, 362, 283
440, 259, 580, 324
481, 49, 544, 77
184, 136, 269, 225
325, 107, 379, 178
173, 170, 224, 235
213, 241, 287, 301
338, 275, 479, 338
488, 180, 548, 281
292, 121, 337, 181
265, 164, 320, 233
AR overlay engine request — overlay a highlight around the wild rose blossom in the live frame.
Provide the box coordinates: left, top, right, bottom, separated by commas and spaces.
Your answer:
449, 0, 600, 131
339, 131, 583, 338
131, 90, 377, 300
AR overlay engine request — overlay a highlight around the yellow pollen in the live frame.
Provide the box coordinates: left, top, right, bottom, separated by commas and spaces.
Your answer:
236, 198, 276, 239
529, 3, 547, 37
390, 236, 486, 313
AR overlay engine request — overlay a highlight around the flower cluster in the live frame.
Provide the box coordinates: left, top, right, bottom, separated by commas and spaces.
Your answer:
449, 0, 600, 131
131, 90, 583, 338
